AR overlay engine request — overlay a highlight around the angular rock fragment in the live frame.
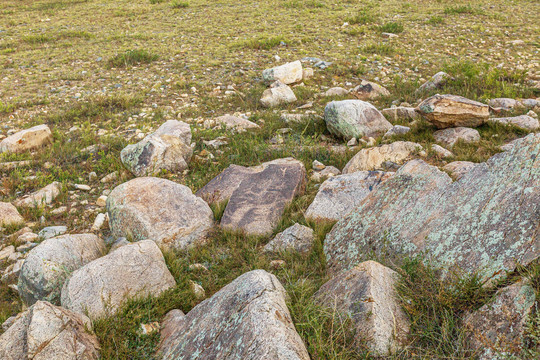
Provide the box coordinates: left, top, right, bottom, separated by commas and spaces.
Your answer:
417, 94, 489, 129
314, 261, 409, 355
431, 144, 453, 158
260, 81, 297, 107
0, 124, 52, 153
0, 202, 24, 227
384, 125, 410, 138
351, 80, 390, 100
107, 177, 213, 250
264, 223, 314, 254
262, 60, 303, 85
443, 161, 477, 180
61, 240, 176, 319
488, 115, 539, 130
196, 164, 257, 205
158, 270, 309, 360
14, 181, 61, 208
433, 127, 480, 147
343, 141, 422, 173
415, 71, 452, 94
214, 115, 260, 131
488, 98, 518, 110
381, 106, 420, 122
324, 100, 392, 139
324, 87, 349, 97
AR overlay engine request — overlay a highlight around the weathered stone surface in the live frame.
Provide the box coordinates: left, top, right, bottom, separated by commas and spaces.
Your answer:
214, 115, 260, 131
415, 71, 452, 93
324, 87, 349, 97
381, 106, 420, 122
343, 141, 422, 173
384, 125, 410, 138
488, 98, 518, 110
121, 120, 192, 177
19, 233, 106, 306
0, 301, 100, 360
160, 309, 185, 348
463, 281, 536, 360
351, 80, 390, 100
262, 60, 303, 85
324, 100, 392, 139
0, 202, 23, 227
220, 158, 306, 235
433, 127, 480, 147
417, 94, 489, 129
61, 240, 175, 319
489, 115, 539, 130
260, 81, 297, 107
314, 261, 409, 355
14, 181, 61, 208
325, 133, 539, 281
0, 124, 52, 153
306, 171, 393, 221
264, 223, 314, 254
443, 161, 477, 180
311, 165, 341, 182
107, 177, 213, 250
431, 144, 454, 158
158, 270, 309, 360
196, 164, 256, 204
38, 225, 67, 240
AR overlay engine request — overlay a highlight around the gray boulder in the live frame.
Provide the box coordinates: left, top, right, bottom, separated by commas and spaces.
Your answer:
343, 141, 422, 173
384, 125, 410, 138
433, 127, 480, 147
488, 115, 539, 130
417, 94, 489, 129
158, 270, 309, 360
18, 234, 106, 306
488, 98, 518, 110
381, 107, 420, 122
324, 100, 392, 139
107, 177, 214, 250
324, 133, 539, 282
264, 223, 314, 254
61, 240, 176, 320
415, 71, 452, 94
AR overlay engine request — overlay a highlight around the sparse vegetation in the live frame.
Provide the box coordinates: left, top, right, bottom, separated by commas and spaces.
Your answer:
379, 21, 404, 34
108, 49, 159, 68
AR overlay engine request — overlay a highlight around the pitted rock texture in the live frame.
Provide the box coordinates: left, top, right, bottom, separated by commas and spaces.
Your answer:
61, 240, 176, 320
107, 177, 213, 250
158, 270, 309, 360
325, 133, 539, 281
488, 115, 539, 130
0, 301, 100, 360
263, 223, 314, 254
433, 127, 480, 147
314, 261, 410, 355
0, 202, 24, 227
324, 100, 392, 139
18, 233, 106, 306
220, 158, 306, 236
463, 281, 536, 360
0, 124, 52, 154
262, 60, 303, 85
305, 171, 394, 221
343, 141, 422, 173
121, 120, 192, 177
14, 181, 61, 208
417, 94, 489, 129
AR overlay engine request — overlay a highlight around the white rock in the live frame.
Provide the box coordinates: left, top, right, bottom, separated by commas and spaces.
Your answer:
0, 202, 24, 227
260, 81, 297, 107
433, 127, 480, 147
262, 60, 303, 85
343, 141, 422, 173
0, 125, 52, 154
14, 182, 61, 208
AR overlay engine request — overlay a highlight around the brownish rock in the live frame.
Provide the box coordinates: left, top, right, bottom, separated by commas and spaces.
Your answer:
417, 94, 489, 129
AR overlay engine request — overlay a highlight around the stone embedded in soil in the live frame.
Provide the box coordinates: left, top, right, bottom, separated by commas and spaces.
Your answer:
14, 182, 61, 208
213, 115, 260, 131
0, 124, 52, 154
417, 94, 489, 129
260, 81, 297, 107
433, 127, 480, 147
488, 115, 539, 130
351, 79, 390, 100
263, 223, 314, 254
0, 202, 24, 227
381, 106, 420, 122
262, 60, 303, 85
343, 141, 422, 173
415, 71, 452, 94
384, 125, 411, 138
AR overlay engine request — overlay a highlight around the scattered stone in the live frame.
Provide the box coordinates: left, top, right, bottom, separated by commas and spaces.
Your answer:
100, 171, 118, 183
140, 322, 160, 336
280, 113, 309, 123
0, 301, 100, 360
0, 202, 24, 227
96, 195, 107, 207
107, 177, 214, 250
0, 124, 52, 154
384, 125, 410, 138
415, 72, 452, 93
324, 134, 540, 282
431, 144, 454, 158
443, 161, 477, 180
433, 127, 480, 147
38, 225, 67, 240
262, 60, 303, 85
312, 160, 325, 171
189, 280, 206, 299
264, 223, 314, 254
310, 165, 341, 182
488, 115, 539, 130
51, 206, 67, 215
351, 80, 390, 100
417, 94, 489, 129
61, 240, 175, 319
314, 261, 409, 355
14, 182, 61, 208
324, 87, 349, 97
18, 233, 106, 306
270, 259, 286, 269
343, 141, 422, 173
306, 171, 393, 221
381, 106, 420, 122
324, 100, 392, 139
220, 158, 306, 236
0, 245, 15, 261
260, 81, 297, 107
158, 270, 309, 359
121, 120, 192, 177
528, 110, 538, 118
74, 184, 91, 191
214, 115, 260, 131
463, 281, 536, 360
0, 160, 32, 171
91, 213, 108, 231
488, 98, 518, 110
347, 137, 358, 147
189, 263, 208, 272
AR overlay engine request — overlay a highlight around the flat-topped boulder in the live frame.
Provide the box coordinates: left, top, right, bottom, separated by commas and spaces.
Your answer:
0, 124, 52, 153
196, 164, 258, 204
381, 106, 420, 122
343, 141, 422, 173
263, 223, 314, 254
433, 127, 480, 147
213, 115, 260, 131
324, 100, 392, 139
158, 270, 309, 360
417, 94, 489, 129
107, 177, 213, 250
325, 133, 539, 282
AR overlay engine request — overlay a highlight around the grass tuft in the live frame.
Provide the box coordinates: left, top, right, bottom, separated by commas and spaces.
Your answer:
379, 21, 404, 33
108, 49, 159, 68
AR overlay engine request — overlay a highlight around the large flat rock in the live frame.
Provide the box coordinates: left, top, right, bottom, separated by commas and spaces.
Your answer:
158, 270, 309, 360
417, 94, 489, 129
325, 133, 539, 281
0, 124, 52, 153
343, 141, 422, 173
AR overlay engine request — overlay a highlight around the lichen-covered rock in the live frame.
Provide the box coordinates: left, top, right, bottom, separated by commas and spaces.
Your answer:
343, 141, 422, 173
107, 177, 213, 250
0, 301, 100, 360
264, 223, 314, 254
0, 124, 52, 154
158, 270, 309, 360
314, 261, 409, 355
489, 115, 539, 130
220, 158, 306, 236
306, 171, 393, 221
0, 202, 23, 227
351, 80, 390, 100
18, 233, 106, 306
260, 81, 297, 107
262, 60, 303, 85
14, 181, 61, 208
121, 120, 192, 177
463, 281, 536, 360
61, 240, 175, 320
325, 134, 539, 282
433, 127, 480, 147
417, 94, 489, 129
415, 71, 452, 94
324, 100, 392, 139
443, 161, 477, 180
381, 107, 420, 122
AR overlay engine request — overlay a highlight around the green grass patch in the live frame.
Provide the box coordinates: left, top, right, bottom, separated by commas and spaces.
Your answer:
171, 0, 189, 8
443, 5, 479, 15
345, 10, 377, 25
361, 42, 396, 55
22, 34, 52, 44
427, 15, 445, 25
108, 49, 159, 68
379, 21, 404, 33
232, 35, 287, 50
